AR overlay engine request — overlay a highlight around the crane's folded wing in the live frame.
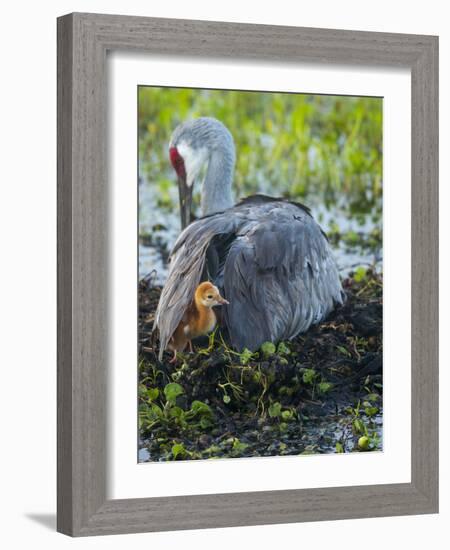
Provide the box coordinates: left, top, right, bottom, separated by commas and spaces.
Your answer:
223, 209, 344, 351
154, 197, 344, 358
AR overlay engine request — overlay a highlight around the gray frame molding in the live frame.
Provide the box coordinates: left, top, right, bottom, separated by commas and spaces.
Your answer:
57, 12, 438, 537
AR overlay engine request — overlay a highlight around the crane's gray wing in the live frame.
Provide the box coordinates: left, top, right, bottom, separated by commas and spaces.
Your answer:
154, 195, 344, 359
223, 203, 344, 351
154, 212, 242, 360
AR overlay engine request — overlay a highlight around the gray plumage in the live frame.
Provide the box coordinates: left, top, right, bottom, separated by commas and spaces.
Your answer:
155, 118, 345, 360
170, 117, 235, 215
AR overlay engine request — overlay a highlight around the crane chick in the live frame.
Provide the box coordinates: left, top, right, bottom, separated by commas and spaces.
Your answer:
167, 282, 229, 363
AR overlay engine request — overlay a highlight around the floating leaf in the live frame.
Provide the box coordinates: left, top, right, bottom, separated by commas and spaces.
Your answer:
336, 345, 352, 357
190, 400, 212, 416
240, 348, 254, 365
318, 381, 333, 394
277, 342, 291, 355
268, 402, 282, 418
164, 382, 184, 403
147, 387, 159, 401
168, 406, 184, 419
365, 406, 379, 417
353, 418, 365, 434
172, 443, 186, 459
366, 393, 380, 402
261, 341, 276, 357
302, 368, 316, 384
354, 266, 367, 283
150, 403, 163, 418
232, 438, 249, 453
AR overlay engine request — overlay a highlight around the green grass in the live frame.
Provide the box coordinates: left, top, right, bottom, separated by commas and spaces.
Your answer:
138, 86, 382, 222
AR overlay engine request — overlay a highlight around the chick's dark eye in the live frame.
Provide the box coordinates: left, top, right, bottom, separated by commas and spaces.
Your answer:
207, 295, 213, 299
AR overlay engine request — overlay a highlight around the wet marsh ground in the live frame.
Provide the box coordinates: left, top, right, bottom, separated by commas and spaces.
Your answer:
138, 268, 382, 461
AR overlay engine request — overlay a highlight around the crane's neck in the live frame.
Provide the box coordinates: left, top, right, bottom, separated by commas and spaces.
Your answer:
201, 148, 235, 216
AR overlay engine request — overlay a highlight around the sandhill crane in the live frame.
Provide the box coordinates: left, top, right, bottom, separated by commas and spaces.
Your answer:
154, 117, 344, 360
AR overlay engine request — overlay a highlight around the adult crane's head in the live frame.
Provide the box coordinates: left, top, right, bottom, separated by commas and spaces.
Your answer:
169, 117, 236, 229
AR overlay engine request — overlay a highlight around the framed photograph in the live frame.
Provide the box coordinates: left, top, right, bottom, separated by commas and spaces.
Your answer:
57, 13, 438, 536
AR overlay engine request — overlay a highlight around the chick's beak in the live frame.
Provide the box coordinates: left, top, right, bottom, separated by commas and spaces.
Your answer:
216, 296, 229, 305
178, 175, 193, 230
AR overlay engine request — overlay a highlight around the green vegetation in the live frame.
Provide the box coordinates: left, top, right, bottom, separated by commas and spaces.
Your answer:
139, 269, 383, 461
138, 87, 382, 224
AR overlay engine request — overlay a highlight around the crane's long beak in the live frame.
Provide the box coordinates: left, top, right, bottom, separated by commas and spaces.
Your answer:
178, 175, 193, 229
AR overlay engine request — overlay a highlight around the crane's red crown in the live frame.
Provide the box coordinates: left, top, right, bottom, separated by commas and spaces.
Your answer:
169, 147, 186, 181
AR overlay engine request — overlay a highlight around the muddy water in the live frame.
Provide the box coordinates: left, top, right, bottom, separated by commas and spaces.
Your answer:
138, 176, 382, 284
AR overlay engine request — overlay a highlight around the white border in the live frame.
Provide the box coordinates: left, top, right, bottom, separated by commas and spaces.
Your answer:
107, 52, 411, 499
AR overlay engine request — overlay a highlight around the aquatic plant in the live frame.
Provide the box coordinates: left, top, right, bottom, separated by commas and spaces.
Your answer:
138, 269, 383, 461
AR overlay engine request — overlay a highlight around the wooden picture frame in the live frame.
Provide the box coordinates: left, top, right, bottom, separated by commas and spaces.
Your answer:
57, 12, 438, 536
